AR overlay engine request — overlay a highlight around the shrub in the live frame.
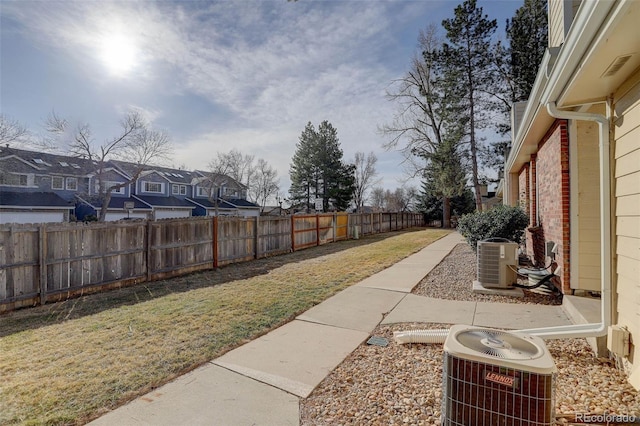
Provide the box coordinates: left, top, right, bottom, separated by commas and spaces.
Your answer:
456, 205, 529, 251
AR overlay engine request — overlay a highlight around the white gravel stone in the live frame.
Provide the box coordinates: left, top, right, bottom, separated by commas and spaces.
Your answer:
300, 244, 639, 425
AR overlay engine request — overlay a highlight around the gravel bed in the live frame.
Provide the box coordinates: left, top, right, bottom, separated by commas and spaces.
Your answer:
413, 243, 563, 305
300, 243, 639, 425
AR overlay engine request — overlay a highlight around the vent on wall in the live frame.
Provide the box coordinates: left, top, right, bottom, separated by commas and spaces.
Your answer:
601, 55, 632, 78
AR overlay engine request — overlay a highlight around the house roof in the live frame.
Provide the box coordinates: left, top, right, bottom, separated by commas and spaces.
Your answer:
0, 191, 73, 209
111, 160, 193, 184
194, 170, 246, 190
226, 198, 259, 208
134, 194, 195, 209
76, 195, 152, 211
185, 197, 236, 210
0, 146, 95, 176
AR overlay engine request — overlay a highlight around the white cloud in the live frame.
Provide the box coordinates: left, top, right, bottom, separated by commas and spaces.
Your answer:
3, 0, 444, 195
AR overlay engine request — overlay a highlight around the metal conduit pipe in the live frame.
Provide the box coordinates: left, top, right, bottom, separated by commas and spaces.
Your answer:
393, 329, 450, 345
517, 101, 612, 340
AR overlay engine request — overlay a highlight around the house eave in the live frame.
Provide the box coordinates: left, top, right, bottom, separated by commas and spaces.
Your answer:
507, 0, 640, 175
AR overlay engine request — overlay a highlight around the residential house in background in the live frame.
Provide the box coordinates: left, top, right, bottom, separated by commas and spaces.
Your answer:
505, 0, 640, 389
111, 161, 196, 220
187, 171, 260, 217
0, 146, 88, 223
0, 147, 260, 224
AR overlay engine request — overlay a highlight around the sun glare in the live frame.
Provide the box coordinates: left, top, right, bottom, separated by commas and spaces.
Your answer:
100, 34, 137, 77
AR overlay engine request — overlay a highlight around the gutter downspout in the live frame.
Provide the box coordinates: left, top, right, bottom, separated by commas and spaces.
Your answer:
518, 101, 611, 339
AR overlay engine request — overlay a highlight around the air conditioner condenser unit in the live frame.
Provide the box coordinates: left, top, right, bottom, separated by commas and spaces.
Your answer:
477, 239, 518, 288
442, 324, 556, 426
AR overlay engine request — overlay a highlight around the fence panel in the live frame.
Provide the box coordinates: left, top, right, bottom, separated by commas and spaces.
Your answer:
0, 224, 39, 309
317, 214, 335, 245
360, 214, 372, 235
257, 216, 291, 257
149, 217, 214, 278
335, 213, 348, 240
292, 215, 318, 250
217, 217, 255, 266
1, 212, 424, 312
45, 222, 147, 295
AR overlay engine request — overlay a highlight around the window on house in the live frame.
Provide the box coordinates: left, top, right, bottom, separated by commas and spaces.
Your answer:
180, 185, 187, 195
71, 164, 81, 169
97, 181, 125, 195
59, 162, 69, 167
66, 177, 78, 191
33, 158, 45, 164
197, 186, 210, 197
172, 184, 179, 194
51, 176, 64, 190
0, 173, 28, 186
144, 181, 163, 193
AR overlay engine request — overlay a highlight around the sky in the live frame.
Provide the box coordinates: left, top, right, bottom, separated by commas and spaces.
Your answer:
1, 0, 522, 202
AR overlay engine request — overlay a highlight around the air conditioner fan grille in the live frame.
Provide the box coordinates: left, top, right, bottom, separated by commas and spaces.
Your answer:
456, 329, 542, 360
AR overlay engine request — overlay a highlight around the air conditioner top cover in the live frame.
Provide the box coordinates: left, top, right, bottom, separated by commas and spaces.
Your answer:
444, 324, 556, 374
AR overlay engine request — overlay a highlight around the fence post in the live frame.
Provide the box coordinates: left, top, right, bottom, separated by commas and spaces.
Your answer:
316, 214, 320, 246
254, 216, 259, 259
333, 213, 337, 243
38, 224, 47, 306
146, 220, 152, 281
213, 216, 219, 268
291, 215, 296, 252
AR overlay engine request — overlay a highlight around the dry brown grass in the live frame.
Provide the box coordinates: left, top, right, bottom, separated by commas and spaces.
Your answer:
0, 228, 449, 425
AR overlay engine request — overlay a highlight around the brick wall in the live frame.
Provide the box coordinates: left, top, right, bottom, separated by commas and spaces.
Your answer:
533, 120, 571, 292
518, 164, 535, 261
518, 164, 530, 217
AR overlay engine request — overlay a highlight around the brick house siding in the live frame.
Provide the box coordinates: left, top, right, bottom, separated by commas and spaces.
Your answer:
521, 120, 571, 293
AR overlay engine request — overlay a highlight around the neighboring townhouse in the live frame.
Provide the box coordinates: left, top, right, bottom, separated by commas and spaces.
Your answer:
74, 164, 150, 221
188, 171, 260, 217
111, 161, 196, 220
0, 147, 260, 223
505, 0, 640, 389
0, 147, 88, 223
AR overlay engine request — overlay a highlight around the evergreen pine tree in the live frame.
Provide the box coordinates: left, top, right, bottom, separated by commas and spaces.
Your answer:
289, 121, 354, 211
507, 0, 548, 102
289, 122, 318, 211
441, 0, 498, 211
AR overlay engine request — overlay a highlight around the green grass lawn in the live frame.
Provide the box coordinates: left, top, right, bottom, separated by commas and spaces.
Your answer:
0, 228, 449, 425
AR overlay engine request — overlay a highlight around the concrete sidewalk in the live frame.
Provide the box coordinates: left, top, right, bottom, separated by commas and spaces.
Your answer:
89, 232, 572, 426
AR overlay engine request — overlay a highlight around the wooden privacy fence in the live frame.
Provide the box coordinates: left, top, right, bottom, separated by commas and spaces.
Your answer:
0, 212, 423, 312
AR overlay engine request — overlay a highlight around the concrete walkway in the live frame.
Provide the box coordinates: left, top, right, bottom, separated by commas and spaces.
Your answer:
89, 232, 573, 426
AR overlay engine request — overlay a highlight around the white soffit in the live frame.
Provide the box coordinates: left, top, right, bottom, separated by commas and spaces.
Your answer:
559, 1, 640, 107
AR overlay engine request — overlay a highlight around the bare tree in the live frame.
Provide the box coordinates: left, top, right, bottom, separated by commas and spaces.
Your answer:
209, 149, 280, 212
386, 186, 417, 212
205, 158, 235, 216
211, 149, 256, 188
0, 114, 29, 145
45, 110, 172, 221
352, 151, 380, 212
370, 187, 386, 212
250, 159, 280, 212
382, 24, 469, 223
